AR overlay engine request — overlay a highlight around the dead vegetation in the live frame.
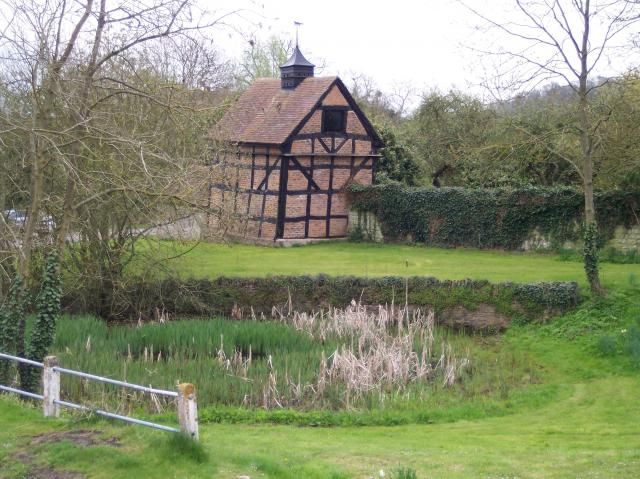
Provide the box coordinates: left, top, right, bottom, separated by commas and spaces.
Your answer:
218, 300, 470, 408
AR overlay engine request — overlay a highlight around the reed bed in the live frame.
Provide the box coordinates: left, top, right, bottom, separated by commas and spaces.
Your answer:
46, 304, 538, 414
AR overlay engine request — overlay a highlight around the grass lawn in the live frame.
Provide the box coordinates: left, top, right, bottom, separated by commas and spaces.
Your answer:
3, 290, 640, 478
3, 244, 640, 477
2, 330, 639, 478
158, 241, 640, 290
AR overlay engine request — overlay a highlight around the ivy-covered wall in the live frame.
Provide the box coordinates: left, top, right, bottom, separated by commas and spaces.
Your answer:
62, 275, 580, 331
348, 184, 640, 250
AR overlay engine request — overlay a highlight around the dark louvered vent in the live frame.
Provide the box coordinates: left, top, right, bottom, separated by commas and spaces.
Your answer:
279, 45, 315, 89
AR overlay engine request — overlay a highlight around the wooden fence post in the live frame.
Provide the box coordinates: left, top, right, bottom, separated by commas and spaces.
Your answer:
177, 383, 198, 441
43, 356, 60, 418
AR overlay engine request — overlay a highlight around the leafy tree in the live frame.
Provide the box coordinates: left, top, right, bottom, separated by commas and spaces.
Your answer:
235, 36, 292, 86
409, 91, 500, 187
349, 76, 420, 186
594, 73, 640, 190
375, 124, 421, 186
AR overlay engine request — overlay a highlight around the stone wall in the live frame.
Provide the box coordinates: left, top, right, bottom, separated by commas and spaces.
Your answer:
347, 209, 384, 242
609, 225, 640, 252
347, 207, 640, 252
85, 275, 580, 330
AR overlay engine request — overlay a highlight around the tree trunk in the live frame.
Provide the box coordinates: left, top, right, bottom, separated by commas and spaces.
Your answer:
579, 0, 604, 296
54, 0, 106, 258
0, 172, 6, 298
20, 137, 44, 279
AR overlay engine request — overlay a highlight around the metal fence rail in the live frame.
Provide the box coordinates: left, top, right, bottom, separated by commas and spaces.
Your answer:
54, 399, 180, 433
52, 366, 178, 397
0, 384, 44, 400
0, 352, 43, 367
0, 351, 198, 440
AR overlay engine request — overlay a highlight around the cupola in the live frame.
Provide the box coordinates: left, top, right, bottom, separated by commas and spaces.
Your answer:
279, 45, 315, 89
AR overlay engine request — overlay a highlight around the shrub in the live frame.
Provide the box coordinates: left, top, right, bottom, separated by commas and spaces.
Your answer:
62, 275, 580, 324
596, 335, 618, 357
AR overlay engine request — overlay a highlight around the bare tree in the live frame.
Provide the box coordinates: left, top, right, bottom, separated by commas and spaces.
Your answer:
463, 0, 640, 295
349, 74, 414, 121
0, 0, 236, 288
235, 35, 292, 86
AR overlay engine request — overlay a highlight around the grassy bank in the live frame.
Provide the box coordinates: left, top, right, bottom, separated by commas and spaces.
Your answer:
3, 244, 640, 477
2, 374, 639, 479
151, 241, 640, 291
2, 290, 640, 477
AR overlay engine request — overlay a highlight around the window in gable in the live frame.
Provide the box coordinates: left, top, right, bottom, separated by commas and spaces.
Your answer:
322, 109, 347, 133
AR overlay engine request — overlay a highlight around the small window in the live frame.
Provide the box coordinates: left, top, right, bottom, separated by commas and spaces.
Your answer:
322, 109, 346, 133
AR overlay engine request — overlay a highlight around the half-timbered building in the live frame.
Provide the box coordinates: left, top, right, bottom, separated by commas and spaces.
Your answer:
209, 45, 382, 243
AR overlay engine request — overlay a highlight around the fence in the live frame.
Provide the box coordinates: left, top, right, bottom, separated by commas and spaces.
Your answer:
0, 352, 198, 441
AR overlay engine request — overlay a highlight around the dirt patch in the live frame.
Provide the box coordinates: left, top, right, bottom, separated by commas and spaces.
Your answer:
31, 429, 120, 448
441, 303, 511, 332
12, 430, 120, 479
14, 451, 84, 479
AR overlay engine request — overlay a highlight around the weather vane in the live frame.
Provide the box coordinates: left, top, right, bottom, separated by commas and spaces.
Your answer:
294, 21, 302, 47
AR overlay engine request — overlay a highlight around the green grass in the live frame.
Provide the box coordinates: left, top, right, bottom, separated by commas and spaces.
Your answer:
156, 241, 640, 290
3, 291, 640, 477
2, 329, 639, 478
3, 245, 640, 477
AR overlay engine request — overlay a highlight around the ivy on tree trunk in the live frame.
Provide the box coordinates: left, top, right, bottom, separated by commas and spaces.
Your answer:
583, 222, 604, 296
0, 275, 29, 385
20, 252, 62, 393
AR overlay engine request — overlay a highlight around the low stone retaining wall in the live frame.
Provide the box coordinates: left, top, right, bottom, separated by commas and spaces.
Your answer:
65, 276, 581, 331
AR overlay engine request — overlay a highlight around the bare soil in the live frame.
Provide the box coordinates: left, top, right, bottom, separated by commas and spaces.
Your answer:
31, 429, 120, 448
12, 430, 120, 479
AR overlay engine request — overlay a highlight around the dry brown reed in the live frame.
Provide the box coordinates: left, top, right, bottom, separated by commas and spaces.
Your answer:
227, 300, 470, 409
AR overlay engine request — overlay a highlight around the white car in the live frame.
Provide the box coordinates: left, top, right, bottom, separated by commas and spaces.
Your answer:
3, 209, 27, 227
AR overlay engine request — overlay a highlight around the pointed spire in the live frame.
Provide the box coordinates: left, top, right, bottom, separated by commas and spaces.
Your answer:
280, 45, 315, 68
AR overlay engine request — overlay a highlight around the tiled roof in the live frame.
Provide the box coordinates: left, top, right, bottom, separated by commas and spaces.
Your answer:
214, 76, 337, 145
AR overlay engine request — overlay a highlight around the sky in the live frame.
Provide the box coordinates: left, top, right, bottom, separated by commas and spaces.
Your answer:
214, 1, 481, 94
210, 0, 640, 106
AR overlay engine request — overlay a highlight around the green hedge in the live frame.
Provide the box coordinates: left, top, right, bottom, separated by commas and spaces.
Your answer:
348, 183, 640, 249
63, 275, 580, 325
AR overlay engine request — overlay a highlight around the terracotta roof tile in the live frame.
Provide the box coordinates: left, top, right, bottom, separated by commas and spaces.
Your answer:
214, 76, 337, 145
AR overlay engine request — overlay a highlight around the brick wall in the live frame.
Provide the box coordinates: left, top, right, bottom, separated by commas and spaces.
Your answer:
208, 145, 282, 242
280, 156, 374, 240
283, 83, 375, 238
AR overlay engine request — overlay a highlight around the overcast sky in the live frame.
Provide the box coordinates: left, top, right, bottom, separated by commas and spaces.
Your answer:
212, 0, 640, 104
215, 1, 480, 93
